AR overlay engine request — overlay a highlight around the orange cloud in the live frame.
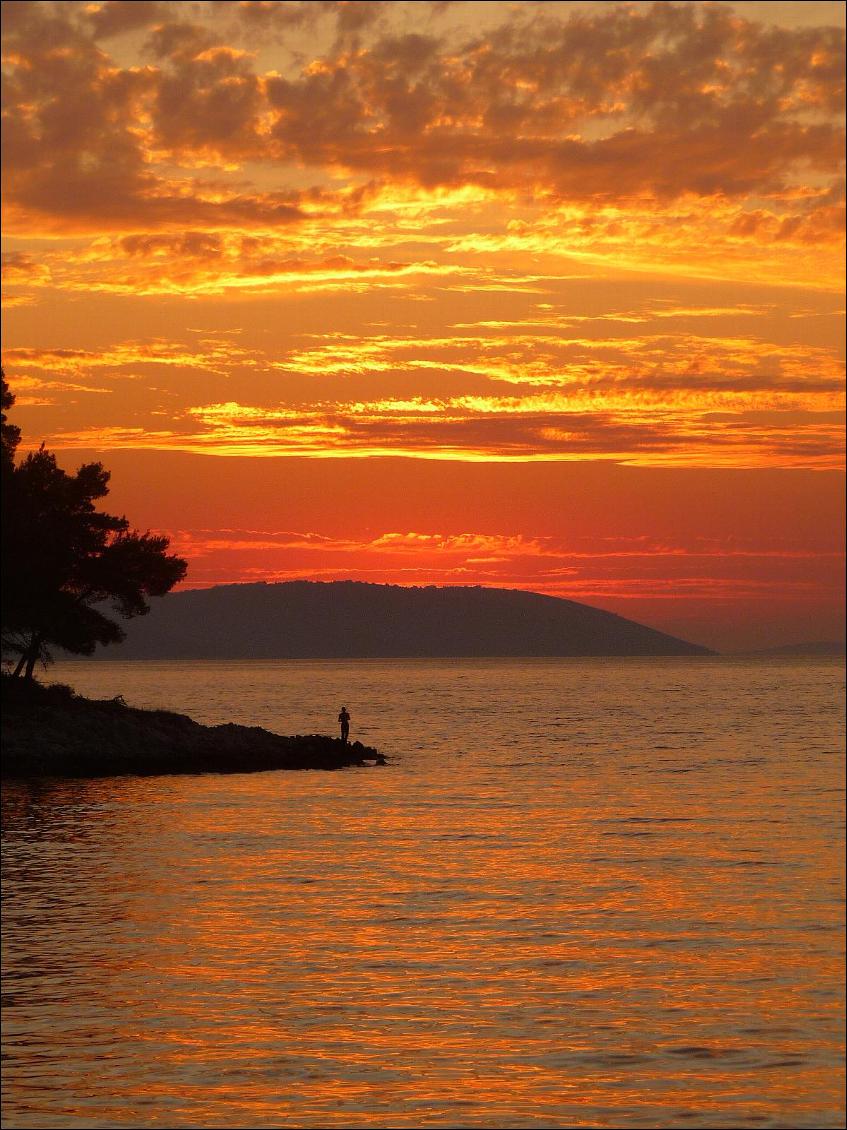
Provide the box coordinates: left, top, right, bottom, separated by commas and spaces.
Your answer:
36, 394, 842, 469
8, 313, 843, 469
2, 1, 844, 650
3, 2, 843, 256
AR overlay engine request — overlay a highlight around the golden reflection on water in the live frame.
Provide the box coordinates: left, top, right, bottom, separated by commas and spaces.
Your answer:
2, 658, 845, 1128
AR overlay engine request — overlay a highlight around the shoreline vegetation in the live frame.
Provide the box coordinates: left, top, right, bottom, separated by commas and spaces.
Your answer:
1, 675, 386, 778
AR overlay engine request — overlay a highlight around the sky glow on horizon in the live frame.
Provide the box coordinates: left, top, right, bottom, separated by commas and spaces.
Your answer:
2, 0, 844, 650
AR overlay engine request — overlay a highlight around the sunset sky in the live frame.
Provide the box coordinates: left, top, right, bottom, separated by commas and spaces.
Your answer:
2, 0, 844, 651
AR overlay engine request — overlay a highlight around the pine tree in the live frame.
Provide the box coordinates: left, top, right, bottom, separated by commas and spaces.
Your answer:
1, 374, 187, 678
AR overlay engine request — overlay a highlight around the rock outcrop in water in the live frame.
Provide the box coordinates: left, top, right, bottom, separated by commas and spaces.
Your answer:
82, 580, 714, 659
1, 676, 385, 778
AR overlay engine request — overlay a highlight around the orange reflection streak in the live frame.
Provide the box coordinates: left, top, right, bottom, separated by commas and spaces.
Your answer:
5, 724, 840, 1128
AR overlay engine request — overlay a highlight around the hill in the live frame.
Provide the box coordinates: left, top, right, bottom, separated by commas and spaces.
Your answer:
84, 581, 713, 659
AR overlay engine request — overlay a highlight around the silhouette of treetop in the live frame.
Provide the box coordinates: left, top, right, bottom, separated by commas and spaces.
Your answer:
1, 372, 187, 679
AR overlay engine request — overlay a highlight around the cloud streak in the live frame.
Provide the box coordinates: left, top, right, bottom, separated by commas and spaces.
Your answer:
2, 1, 844, 648
2, 2, 843, 248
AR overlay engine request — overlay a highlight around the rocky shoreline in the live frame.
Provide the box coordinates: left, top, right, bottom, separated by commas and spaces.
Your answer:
1, 676, 386, 778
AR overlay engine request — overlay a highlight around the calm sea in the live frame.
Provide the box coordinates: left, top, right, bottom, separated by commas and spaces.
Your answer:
2, 658, 845, 1129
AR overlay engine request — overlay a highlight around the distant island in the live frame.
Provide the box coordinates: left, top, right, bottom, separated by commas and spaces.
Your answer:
1, 675, 385, 778
80, 580, 714, 659
745, 641, 846, 657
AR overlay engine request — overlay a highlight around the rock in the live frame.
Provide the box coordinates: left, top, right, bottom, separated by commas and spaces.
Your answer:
1, 675, 386, 778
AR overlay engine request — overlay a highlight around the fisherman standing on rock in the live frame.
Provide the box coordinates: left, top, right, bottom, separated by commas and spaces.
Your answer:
338, 706, 351, 744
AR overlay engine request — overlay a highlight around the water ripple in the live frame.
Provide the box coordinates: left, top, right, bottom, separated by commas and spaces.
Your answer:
2, 656, 845, 1129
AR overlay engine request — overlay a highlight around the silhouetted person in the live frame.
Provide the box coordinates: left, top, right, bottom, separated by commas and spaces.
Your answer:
338, 706, 351, 743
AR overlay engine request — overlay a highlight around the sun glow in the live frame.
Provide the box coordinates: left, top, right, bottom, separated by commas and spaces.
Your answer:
1, 0, 843, 648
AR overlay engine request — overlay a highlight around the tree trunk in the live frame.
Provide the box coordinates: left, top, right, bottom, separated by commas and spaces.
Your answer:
12, 652, 27, 678
22, 634, 41, 681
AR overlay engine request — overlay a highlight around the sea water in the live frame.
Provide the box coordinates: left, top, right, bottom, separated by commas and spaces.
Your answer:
2, 657, 844, 1128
